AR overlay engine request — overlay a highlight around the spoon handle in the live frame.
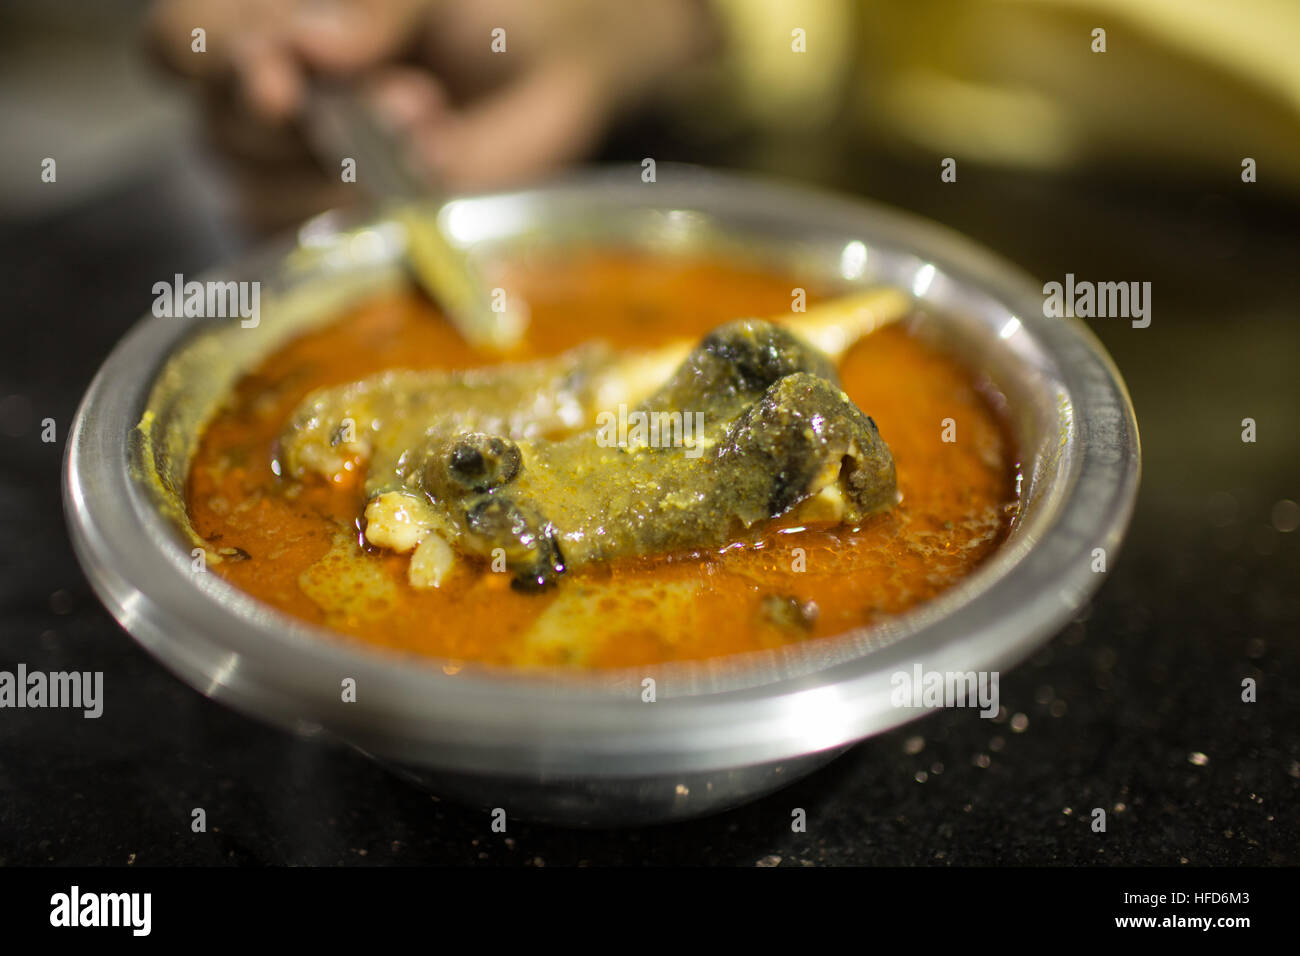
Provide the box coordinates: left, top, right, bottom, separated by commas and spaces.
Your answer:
304, 84, 524, 351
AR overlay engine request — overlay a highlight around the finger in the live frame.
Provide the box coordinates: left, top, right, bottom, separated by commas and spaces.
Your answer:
149, 0, 296, 77
363, 66, 449, 135
290, 0, 413, 74
409, 58, 607, 190
231, 35, 305, 121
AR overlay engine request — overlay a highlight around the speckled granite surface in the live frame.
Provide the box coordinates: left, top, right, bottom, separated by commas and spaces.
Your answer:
3, 153, 1296, 866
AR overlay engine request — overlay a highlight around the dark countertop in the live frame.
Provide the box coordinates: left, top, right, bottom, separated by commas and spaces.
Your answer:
2, 145, 1297, 866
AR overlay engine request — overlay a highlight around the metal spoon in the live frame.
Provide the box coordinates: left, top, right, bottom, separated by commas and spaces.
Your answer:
304, 83, 525, 351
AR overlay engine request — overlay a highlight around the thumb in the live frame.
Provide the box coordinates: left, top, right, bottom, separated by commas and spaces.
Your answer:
410, 57, 609, 191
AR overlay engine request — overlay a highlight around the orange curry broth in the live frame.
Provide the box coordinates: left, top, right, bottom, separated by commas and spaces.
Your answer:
186, 250, 1018, 669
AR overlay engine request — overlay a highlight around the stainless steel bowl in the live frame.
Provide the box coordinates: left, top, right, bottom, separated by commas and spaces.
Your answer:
64, 166, 1139, 826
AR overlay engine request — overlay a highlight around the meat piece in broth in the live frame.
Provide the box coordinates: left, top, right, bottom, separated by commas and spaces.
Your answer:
400, 320, 896, 589
278, 295, 903, 590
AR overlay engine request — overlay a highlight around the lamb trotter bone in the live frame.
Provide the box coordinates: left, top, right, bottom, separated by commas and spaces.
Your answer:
401, 320, 896, 590
277, 289, 907, 589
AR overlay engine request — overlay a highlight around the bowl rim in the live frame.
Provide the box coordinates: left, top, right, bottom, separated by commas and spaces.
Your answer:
64, 164, 1140, 777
